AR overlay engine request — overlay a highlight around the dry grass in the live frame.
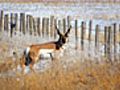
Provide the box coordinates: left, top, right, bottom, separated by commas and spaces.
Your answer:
0, 29, 120, 89
0, 52, 20, 73
0, 58, 120, 90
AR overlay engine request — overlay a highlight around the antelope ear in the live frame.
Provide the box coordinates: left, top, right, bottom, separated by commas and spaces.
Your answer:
65, 25, 72, 36
55, 26, 62, 36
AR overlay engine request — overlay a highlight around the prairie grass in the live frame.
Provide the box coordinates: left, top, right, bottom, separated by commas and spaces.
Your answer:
0, 30, 120, 90
0, 57, 120, 90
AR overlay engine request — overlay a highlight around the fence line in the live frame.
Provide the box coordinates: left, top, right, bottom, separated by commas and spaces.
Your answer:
0, 10, 120, 61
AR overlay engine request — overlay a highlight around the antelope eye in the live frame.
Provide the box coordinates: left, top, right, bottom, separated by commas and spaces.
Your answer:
62, 38, 66, 44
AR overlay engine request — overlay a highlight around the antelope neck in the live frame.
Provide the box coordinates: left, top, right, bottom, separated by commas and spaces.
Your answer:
55, 38, 65, 50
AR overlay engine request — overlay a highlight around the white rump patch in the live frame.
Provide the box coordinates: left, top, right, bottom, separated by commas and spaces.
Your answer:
24, 47, 30, 56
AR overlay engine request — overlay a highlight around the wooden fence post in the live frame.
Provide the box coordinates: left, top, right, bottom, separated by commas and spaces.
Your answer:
4, 15, 7, 32
0, 10, 4, 32
20, 13, 22, 33
104, 26, 108, 57
29, 16, 33, 35
10, 13, 14, 37
4, 15, 8, 32
15, 13, 18, 34
20, 13, 26, 35
119, 24, 120, 53
89, 20, 92, 44
75, 20, 78, 49
95, 25, 100, 49
33, 18, 37, 36
107, 26, 112, 61
95, 25, 100, 56
50, 16, 54, 37
42, 18, 45, 37
45, 18, 47, 37
113, 23, 117, 60
54, 19, 57, 39
67, 16, 71, 28
20, 13, 23, 34
63, 18, 66, 33
37, 17, 41, 36
46, 18, 49, 37
23, 13, 26, 35
75, 20, 78, 41
81, 21, 86, 50
26, 15, 30, 34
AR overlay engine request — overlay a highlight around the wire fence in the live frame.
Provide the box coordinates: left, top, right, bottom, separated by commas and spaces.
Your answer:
0, 10, 120, 61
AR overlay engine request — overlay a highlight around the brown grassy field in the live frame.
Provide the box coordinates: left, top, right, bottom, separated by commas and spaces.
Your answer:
0, 2, 120, 87
0, 57, 120, 90
0, 28, 120, 90
0, 33, 120, 90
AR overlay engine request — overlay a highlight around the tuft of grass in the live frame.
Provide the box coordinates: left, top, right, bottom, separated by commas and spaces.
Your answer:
0, 52, 20, 73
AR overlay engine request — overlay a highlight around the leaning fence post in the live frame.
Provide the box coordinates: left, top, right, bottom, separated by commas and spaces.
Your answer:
0, 10, 4, 32
113, 23, 117, 60
81, 21, 86, 50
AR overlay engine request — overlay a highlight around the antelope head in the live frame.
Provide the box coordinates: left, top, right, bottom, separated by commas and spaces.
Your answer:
55, 25, 72, 45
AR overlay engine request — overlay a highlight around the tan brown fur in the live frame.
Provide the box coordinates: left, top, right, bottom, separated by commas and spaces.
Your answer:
20, 43, 59, 74
20, 26, 72, 74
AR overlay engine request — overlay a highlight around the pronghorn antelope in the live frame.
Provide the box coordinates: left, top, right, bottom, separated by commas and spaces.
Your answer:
20, 25, 72, 73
